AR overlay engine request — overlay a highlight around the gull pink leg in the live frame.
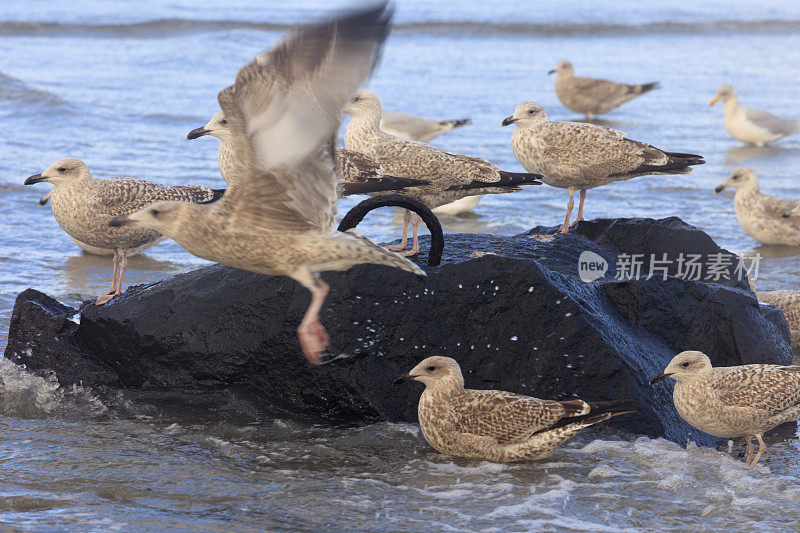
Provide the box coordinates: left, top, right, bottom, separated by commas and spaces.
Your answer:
400, 213, 420, 257
96, 249, 120, 305
744, 436, 754, 465
386, 210, 411, 252
569, 189, 586, 228
97, 249, 127, 305
297, 276, 330, 365
559, 187, 576, 234
748, 434, 767, 467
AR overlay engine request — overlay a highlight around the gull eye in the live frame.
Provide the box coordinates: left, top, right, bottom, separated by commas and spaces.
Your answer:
353, 96, 360, 102
220, 119, 227, 125
427, 365, 436, 372
57, 167, 66, 172
732, 175, 739, 180
528, 109, 535, 114
151, 209, 160, 216
681, 361, 690, 367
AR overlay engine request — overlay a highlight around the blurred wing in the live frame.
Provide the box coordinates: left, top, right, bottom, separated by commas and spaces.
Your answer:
744, 107, 800, 136
715, 365, 800, 415
219, 3, 392, 231
450, 390, 566, 444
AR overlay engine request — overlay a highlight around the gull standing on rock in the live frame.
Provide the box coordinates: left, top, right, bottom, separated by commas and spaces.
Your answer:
109, 4, 424, 364
650, 351, 800, 467
549, 60, 659, 120
709, 85, 800, 146
25, 158, 222, 304
187, 112, 429, 195
503, 102, 704, 233
714, 168, 800, 246
344, 89, 543, 255
395, 356, 633, 462
380, 111, 471, 143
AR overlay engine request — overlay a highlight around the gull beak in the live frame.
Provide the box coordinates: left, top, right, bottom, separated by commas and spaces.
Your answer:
709, 97, 720, 107
501, 116, 516, 127
25, 173, 46, 185
714, 183, 726, 194
648, 372, 674, 385
108, 215, 133, 228
186, 127, 211, 140
548, 69, 556, 75
393, 373, 418, 385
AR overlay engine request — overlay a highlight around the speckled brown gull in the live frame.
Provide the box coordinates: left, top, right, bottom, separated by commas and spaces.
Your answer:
502, 102, 704, 233
38, 191, 164, 256
109, 4, 424, 365
549, 60, 658, 120
186, 114, 429, 195
344, 89, 542, 255
710, 85, 800, 146
25, 158, 220, 304
756, 290, 800, 351
714, 168, 800, 245
395, 356, 633, 463
650, 351, 800, 467
379, 111, 471, 142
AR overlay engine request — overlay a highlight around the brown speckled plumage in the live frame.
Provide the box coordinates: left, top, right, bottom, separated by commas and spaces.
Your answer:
344, 90, 542, 209
651, 351, 800, 467
715, 168, 800, 245
756, 290, 800, 350
397, 356, 630, 463
551, 60, 658, 119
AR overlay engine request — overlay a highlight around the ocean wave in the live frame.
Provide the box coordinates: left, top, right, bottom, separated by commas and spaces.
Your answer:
0, 71, 72, 114
0, 18, 798, 38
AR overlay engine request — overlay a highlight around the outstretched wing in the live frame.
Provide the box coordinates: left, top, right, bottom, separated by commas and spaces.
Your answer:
714, 365, 800, 415
449, 390, 574, 444
217, 4, 392, 231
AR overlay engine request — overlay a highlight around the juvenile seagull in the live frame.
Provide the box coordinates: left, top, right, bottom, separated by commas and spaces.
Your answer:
109, 4, 424, 364
710, 85, 800, 146
503, 102, 704, 233
395, 356, 633, 463
756, 290, 800, 351
187, 112, 429, 195
26, 158, 221, 304
344, 90, 543, 255
549, 60, 659, 120
380, 111, 471, 142
650, 351, 800, 467
714, 168, 800, 246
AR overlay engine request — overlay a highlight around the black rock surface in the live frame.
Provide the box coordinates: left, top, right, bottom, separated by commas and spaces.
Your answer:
4, 217, 791, 446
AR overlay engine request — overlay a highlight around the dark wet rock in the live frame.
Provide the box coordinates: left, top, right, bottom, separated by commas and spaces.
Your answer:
3, 217, 792, 446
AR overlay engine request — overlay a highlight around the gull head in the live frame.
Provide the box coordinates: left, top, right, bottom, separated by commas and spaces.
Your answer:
187, 111, 230, 141
714, 168, 758, 194
502, 102, 548, 127
649, 350, 713, 385
343, 89, 382, 118
548, 60, 573, 76
25, 158, 91, 187
709, 84, 736, 107
394, 356, 465, 393
108, 200, 191, 236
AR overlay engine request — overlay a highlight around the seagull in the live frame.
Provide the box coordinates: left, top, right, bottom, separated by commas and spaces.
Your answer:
108, 4, 425, 364
25, 158, 222, 304
344, 89, 542, 256
650, 351, 800, 467
395, 356, 633, 462
379, 111, 471, 143
503, 102, 704, 233
714, 168, 800, 246
186, 112, 429, 195
710, 85, 800, 146
549, 60, 659, 120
